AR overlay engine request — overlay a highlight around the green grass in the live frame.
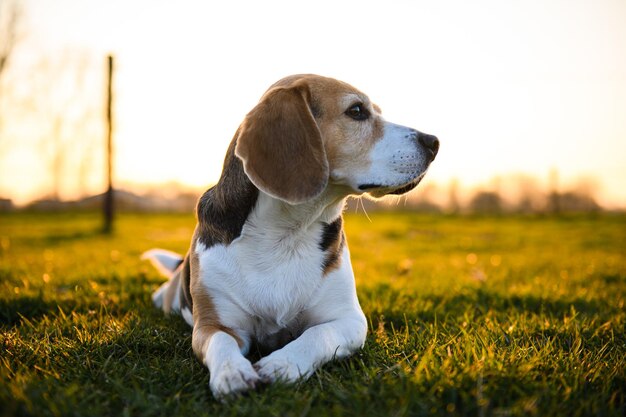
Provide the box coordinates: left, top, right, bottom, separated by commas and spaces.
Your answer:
1, 211, 625, 417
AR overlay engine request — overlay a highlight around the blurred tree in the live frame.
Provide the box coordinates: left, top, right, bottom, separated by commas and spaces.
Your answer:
559, 191, 600, 213
0, 49, 102, 202
0, 0, 19, 78
447, 178, 460, 214
35, 53, 100, 200
0, 2, 104, 205
0, 0, 20, 142
548, 168, 561, 214
469, 191, 503, 214
402, 183, 442, 213
504, 174, 544, 214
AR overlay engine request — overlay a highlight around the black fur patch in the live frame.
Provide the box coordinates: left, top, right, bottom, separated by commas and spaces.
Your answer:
320, 217, 345, 274
319, 217, 343, 251
196, 133, 259, 248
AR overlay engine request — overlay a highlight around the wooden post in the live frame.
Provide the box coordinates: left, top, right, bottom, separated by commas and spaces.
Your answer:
103, 55, 114, 233
548, 168, 560, 215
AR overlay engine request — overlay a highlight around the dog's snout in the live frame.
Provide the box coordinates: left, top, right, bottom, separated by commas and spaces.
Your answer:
418, 133, 439, 158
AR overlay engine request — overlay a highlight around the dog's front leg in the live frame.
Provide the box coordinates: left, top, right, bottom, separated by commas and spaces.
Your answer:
193, 327, 259, 398
254, 314, 367, 383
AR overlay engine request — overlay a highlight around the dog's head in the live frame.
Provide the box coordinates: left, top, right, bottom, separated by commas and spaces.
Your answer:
234, 74, 439, 204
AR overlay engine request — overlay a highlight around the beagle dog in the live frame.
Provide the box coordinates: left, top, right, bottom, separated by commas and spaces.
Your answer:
143, 74, 439, 398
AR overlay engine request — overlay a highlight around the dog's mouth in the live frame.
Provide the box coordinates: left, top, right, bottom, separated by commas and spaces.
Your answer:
357, 173, 426, 197
388, 176, 424, 195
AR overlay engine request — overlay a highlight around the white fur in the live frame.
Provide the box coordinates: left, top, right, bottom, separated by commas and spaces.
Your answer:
194, 191, 367, 396
254, 244, 367, 383
181, 307, 194, 327
352, 121, 429, 192
205, 331, 259, 396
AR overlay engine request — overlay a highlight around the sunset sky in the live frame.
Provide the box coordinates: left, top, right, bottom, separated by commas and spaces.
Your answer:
1, 0, 625, 207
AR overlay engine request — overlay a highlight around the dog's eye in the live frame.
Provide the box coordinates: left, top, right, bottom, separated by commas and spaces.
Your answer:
345, 103, 369, 121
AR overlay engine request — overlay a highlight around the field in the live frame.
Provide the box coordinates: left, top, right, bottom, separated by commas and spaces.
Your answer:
1, 211, 625, 417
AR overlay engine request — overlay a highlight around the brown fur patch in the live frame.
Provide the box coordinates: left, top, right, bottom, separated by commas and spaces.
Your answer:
159, 255, 191, 315
162, 269, 181, 314
296, 77, 386, 183
179, 253, 193, 312
189, 234, 243, 361
235, 83, 329, 204
191, 284, 243, 361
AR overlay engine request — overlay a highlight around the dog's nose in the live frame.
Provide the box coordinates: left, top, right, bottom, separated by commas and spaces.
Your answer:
418, 133, 439, 158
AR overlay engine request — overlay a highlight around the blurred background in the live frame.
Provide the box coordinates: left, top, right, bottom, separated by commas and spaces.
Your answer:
1, 0, 625, 214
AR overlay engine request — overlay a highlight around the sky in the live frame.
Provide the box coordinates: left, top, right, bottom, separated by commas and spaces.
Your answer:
1, 0, 626, 207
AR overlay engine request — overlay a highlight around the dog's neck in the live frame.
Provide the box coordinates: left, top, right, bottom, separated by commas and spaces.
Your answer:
254, 187, 347, 233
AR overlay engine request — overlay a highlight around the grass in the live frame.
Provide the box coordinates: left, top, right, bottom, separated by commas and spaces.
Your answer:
1, 211, 625, 416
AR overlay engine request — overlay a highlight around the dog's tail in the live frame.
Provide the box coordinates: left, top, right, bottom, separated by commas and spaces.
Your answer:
142, 249, 185, 310
141, 248, 184, 278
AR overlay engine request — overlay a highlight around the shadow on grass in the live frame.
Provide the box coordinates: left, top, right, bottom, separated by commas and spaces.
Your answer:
2, 306, 208, 417
0, 273, 159, 326
41, 229, 106, 244
11, 229, 108, 249
361, 284, 621, 327
0, 294, 66, 325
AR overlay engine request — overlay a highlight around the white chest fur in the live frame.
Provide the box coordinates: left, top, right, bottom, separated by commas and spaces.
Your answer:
195, 192, 345, 342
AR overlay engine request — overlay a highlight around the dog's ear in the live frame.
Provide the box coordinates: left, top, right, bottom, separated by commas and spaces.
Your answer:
234, 84, 328, 205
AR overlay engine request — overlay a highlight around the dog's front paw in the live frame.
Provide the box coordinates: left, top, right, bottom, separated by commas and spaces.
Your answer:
254, 352, 311, 384
210, 357, 259, 398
